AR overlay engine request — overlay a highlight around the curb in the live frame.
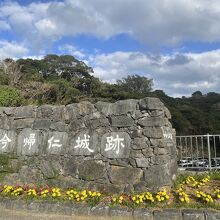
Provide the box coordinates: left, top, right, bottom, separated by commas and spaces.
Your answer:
0, 198, 219, 220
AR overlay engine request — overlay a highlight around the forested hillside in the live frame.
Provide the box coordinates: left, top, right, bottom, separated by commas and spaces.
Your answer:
0, 55, 220, 135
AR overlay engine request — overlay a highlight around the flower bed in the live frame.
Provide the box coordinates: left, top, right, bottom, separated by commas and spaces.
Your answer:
0, 174, 219, 210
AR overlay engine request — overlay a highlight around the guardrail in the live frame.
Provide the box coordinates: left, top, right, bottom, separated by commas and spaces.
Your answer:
176, 134, 220, 171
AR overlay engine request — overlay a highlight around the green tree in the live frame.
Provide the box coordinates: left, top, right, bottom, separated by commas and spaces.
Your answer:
117, 74, 153, 97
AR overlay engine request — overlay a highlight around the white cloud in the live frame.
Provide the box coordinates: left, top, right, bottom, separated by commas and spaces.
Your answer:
58, 44, 86, 59
1, 0, 220, 47
0, 0, 220, 97
0, 20, 10, 31
88, 50, 220, 97
0, 40, 29, 59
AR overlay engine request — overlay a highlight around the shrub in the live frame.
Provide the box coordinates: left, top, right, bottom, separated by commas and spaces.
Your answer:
49, 79, 80, 104
0, 71, 9, 85
0, 86, 25, 106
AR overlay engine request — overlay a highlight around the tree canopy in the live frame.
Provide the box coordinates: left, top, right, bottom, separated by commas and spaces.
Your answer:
1, 54, 220, 135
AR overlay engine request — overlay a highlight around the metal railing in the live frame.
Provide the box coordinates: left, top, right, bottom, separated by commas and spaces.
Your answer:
176, 134, 220, 170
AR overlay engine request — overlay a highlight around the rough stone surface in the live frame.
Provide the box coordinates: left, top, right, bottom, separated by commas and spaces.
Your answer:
205, 211, 220, 220
101, 132, 131, 158
144, 165, 172, 190
78, 160, 105, 181
131, 137, 150, 149
0, 201, 219, 220
183, 210, 205, 220
33, 119, 51, 130
69, 130, 98, 156
13, 118, 35, 129
46, 132, 68, 155
133, 209, 153, 220
138, 117, 166, 127
109, 206, 133, 217
139, 97, 165, 110
143, 127, 163, 138
0, 97, 177, 192
111, 115, 134, 127
110, 166, 143, 184
0, 129, 16, 153
154, 209, 182, 220
135, 158, 150, 168
38, 160, 56, 179
17, 129, 42, 155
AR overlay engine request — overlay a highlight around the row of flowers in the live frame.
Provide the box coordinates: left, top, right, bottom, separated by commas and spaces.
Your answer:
0, 175, 219, 208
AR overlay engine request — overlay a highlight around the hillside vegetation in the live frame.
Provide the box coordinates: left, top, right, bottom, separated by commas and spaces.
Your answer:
0, 54, 220, 135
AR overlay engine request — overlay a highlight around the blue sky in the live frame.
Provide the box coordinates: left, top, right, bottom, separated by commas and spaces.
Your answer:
1, 0, 220, 97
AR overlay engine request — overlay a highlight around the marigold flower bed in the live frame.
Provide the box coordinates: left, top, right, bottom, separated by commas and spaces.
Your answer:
0, 174, 219, 210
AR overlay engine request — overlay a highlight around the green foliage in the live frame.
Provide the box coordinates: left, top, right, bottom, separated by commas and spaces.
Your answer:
0, 71, 9, 85
117, 74, 153, 97
2, 55, 220, 136
73, 76, 102, 96
0, 86, 24, 106
49, 79, 80, 104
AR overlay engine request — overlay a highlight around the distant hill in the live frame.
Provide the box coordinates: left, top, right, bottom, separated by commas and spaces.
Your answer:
0, 54, 220, 135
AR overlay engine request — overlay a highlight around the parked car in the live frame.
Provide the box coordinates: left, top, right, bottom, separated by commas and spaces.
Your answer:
193, 159, 208, 167
211, 158, 220, 167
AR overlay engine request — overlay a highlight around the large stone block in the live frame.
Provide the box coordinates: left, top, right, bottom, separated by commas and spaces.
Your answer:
110, 166, 143, 184
0, 117, 11, 130
36, 105, 65, 121
95, 99, 138, 116
111, 115, 134, 127
138, 97, 165, 110
38, 160, 56, 179
205, 211, 220, 220
101, 132, 131, 158
85, 118, 110, 129
46, 132, 68, 155
69, 130, 99, 156
183, 210, 205, 220
133, 209, 153, 220
33, 119, 51, 130
64, 157, 78, 177
12, 118, 35, 129
78, 160, 106, 180
0, 129, 16, 153
154, 209, 182, 220
162, 126, 173, 140
0, 107, 16, 116
17, 128, 42, 155
144, 164, 171, 190
77, 101, 97, 115
149, 109, 164, 117
50, 121, 69, 132
19, 166, 44, 184
138, 117, 166, 127
135, 158, 150, 168
131, 137, 150, 150
14, 106, 36, 118
109, 206, 133, 218
143, 127, 163, 138
66, 102, 96, 119
112, 99, 138, 115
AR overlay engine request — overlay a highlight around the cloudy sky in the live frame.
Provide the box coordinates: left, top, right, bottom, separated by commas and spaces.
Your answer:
1, 0, 220, 97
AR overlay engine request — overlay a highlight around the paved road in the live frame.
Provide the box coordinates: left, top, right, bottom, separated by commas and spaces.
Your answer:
0, 206, 132, 220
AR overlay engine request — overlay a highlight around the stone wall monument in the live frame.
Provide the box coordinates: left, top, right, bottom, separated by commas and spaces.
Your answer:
0, 97, 177, 192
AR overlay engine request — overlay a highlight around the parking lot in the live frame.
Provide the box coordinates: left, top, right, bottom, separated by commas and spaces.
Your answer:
176, 134, 220, 170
